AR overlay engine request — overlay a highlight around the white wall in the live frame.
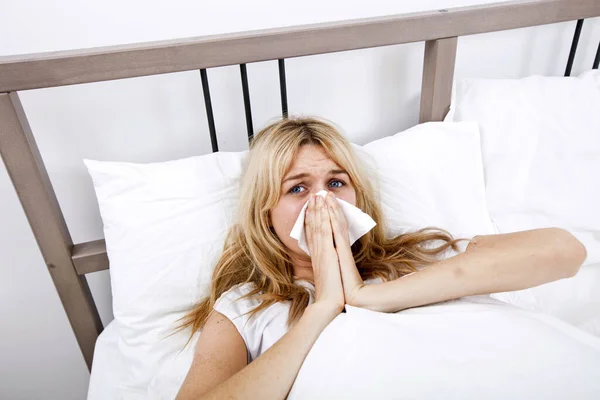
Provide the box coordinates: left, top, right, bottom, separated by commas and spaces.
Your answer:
1, 1, 598, 398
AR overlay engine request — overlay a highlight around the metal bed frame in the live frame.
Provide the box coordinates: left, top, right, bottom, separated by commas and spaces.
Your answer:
565, 18, 600, 76
0, 0, 599, 371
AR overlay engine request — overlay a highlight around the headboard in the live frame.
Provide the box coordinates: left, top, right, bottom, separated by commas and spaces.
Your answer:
1, 0, 599, 371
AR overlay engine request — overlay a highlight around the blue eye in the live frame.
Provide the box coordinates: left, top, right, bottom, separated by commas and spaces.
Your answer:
289, 185, 305, 194
329, 180, 344, 189
287, 180, 345, 195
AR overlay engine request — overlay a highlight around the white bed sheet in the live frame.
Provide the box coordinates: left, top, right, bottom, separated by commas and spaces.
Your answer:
87, 320, 130, 399
89, 264, 600, 399
88, 319, 200, 400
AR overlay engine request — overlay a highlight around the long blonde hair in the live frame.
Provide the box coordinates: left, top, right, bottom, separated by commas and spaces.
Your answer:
175, 115, 470, 338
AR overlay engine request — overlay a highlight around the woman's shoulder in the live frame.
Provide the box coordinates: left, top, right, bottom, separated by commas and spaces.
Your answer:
213, 281, 298, 323
213, 282, 291, 362
214, 282, 264, 316
217, 281, 259, 300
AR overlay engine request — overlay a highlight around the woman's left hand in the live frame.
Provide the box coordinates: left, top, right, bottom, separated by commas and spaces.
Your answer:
324, 192, 369, 307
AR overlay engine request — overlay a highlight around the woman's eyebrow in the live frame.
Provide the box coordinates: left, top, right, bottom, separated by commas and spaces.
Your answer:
283, 169, 347, 183
329, 169, 348, 177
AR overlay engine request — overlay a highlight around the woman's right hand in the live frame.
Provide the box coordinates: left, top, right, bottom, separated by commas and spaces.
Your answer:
304, 192, 345, 316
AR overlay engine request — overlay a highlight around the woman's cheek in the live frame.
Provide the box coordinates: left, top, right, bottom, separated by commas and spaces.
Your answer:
290, 201, 306, 227
341, 187, 357, 206
276, 198, 303, 231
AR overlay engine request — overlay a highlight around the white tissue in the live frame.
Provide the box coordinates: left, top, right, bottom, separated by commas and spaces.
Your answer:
289, 190, 377, 256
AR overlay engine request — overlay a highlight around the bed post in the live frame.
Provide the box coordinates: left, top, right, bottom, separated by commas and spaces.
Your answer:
0, 92, 102, 371
419, 37, 458, 123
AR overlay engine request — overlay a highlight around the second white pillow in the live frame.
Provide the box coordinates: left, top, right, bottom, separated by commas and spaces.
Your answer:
448, 70, 600, 264
361, 121, 495, 247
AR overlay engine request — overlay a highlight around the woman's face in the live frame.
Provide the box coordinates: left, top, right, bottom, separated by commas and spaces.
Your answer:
270, 144, 356, 257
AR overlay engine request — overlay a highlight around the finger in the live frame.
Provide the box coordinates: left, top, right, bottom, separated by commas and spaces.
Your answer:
327, 204, 340, 235
308, 193, 315, 211
309, 196, 324, 256
328, 194, 348, 231
324, 193, 340, 224
327, 205, 343, 250
315, 195, 324, 229
314, 195, 323, 233
304, 195, 316, 252
304, 196, 313, 229
326, 197, 350, 249
317, 195, 333, 238
325, 192, 344, 220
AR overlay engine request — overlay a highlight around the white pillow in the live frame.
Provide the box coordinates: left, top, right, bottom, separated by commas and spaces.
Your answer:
447, 69, 600, 265
85, 152, 247, 395
85, 121, 494, 397
361, 121, 495, 256
84, 152, 246, 319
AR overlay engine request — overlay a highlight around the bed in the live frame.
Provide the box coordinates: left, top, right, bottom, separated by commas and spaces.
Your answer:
1, 0, 600, 399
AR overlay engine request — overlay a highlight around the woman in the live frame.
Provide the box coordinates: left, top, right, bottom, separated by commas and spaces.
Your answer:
175, 116, 586, 399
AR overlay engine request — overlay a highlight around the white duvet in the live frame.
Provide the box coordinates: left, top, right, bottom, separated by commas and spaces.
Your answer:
289, 296, 600, 399
90, 293, 600, 399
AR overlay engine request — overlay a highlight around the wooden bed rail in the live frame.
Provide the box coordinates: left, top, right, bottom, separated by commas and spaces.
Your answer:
0, 93, 103, 369
1, 0, 599, 93
1, 0, 599, 371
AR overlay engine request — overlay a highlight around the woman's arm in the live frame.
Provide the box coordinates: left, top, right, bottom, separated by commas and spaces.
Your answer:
176, 310, 247, 399
178, 193, 345, 399
177, 303, 339, 400
354, 228, 587, 313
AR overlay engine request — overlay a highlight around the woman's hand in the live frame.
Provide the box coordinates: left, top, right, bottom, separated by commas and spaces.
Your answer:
324, 192, 370, 308
304, 193, 345, 315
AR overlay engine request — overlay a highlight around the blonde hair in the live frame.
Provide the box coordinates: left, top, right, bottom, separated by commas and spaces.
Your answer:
175, 115, 470, 340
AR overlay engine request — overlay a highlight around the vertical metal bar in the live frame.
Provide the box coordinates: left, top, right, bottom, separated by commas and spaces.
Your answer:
0, 92, 102, 371
419, 37, 458, 123
200, 69, 218, 152
239, 64, 254, 141
278, 59, 289, 118
565, 19, 584, 77
593, 41, 600, 69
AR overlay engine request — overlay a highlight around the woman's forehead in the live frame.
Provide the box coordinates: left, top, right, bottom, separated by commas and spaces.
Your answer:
289, 145, 340, 170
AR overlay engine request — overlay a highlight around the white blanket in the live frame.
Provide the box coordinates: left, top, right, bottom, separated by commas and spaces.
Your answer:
288, 296, 600, 399
90, 296, 600, 399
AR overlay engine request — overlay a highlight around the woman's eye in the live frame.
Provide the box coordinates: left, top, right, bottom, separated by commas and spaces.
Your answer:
329, 180, 344, 189
289, 185, 305, 194
288, 180, 344, 195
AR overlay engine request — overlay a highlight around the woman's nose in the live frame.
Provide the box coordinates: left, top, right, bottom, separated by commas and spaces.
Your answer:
311, 188, 329, 196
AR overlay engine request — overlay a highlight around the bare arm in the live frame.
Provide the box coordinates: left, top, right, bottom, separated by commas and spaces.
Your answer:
176, 303, 339, 400
352, 228, 587, 313
177, 193, 345, 399
175, 311, 247, 399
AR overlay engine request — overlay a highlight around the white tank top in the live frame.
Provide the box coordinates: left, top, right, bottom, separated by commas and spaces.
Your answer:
213, 278, 382, 363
